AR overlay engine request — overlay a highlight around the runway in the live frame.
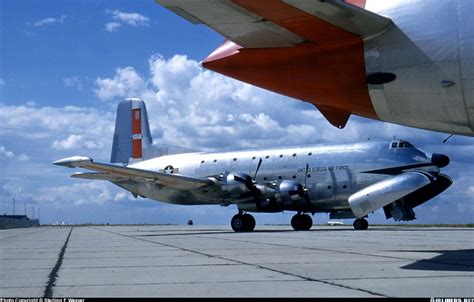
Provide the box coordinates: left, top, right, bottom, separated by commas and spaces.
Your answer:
1, 225, 473, 297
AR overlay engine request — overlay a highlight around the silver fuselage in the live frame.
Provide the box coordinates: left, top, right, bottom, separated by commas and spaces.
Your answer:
117, 140, 434, 213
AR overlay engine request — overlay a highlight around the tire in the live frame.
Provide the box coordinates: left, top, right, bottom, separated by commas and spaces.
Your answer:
231, 214, 246, 232
353, 218, 369, 230
301, 214, 313, 231
243, 214, 256, 232
291, 215, 302, 231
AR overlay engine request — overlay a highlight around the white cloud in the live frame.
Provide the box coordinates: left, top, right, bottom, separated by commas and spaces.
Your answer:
104, 10, 149, 32
63, 77, 83, 90
52, 134, 102, 150
33, 15, 66, 27
38, 182, 125, 205
0, 146, 29, 161
105, 22, 121, 32
95, 67, 146, 101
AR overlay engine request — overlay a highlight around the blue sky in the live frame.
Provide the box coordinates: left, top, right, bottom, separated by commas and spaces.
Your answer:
0, 0, 473, 226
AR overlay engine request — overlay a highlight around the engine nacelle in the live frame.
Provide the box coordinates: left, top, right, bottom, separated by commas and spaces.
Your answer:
221, 172, 254, 199
274, 180, 307, 206
348, 172, 432, 218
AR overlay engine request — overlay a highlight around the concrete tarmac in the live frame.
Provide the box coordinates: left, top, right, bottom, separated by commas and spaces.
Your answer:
0, 225, 473, 297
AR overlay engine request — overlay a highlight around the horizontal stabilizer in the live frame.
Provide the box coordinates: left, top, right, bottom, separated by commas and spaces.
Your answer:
53, 156, 215, 191
71, 172, 125, 181
52, 156, 92, 168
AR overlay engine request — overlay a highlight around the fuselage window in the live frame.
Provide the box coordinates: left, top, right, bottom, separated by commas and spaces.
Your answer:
265, 155, 270, 159
201, 160, 205, 164
233, 158, 237, 161
279, 154, 283, 158
292, 153, 296, 157
252, 156, 256, 160
213, 159, 217, 163
308, 152, 312, 156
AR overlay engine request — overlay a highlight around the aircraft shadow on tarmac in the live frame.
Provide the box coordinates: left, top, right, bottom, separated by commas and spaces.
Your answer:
399, 249, 474, 272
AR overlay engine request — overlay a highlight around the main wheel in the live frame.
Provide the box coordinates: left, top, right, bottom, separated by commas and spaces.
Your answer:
291, 214, 302, 231
231, 214, 246, 232
353, 218, 369, 230
243, 214, 256, 232
231, 214, 255, 232
301, 214, 313, 231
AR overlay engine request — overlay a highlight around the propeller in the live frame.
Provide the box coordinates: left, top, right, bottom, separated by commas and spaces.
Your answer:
253, 157, 263, 181
302, 163, 312, 210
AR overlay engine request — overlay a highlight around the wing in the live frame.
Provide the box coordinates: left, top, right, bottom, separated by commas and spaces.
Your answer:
154, 0, 392, 48
52, 156, 215, 191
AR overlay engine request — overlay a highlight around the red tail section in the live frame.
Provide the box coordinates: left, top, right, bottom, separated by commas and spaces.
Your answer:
132, 108, 142, 159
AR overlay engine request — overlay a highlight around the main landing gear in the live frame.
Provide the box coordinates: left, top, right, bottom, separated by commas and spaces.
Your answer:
291, 213, 313, 231
353, 218, 369, 230
231, 212, 256, 232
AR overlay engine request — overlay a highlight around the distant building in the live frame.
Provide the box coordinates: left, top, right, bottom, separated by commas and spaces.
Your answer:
0, 214, 40, 229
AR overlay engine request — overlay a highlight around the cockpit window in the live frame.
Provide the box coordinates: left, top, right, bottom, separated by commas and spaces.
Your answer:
390, 140, 414, 149
399, 141, 413, 148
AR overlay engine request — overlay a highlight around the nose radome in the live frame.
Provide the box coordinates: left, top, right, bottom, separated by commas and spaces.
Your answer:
431, 154, 450, 168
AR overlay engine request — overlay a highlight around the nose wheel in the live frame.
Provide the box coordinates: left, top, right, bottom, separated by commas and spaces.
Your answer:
353, 218, 369, 230
231, 213, 256, 232
291, 213, 313, 231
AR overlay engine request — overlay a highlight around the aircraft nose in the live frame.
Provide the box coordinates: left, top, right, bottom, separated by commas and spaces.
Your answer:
431, 153, 450, 168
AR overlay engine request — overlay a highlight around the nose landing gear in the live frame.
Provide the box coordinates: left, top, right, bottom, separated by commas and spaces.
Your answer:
353, 218, 369, 230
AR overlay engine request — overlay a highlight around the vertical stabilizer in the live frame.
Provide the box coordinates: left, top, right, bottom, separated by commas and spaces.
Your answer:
110, 98, 152, 164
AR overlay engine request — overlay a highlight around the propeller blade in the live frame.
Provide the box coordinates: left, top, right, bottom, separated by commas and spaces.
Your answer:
304, 163, 309, 188
253, 157, 263, 180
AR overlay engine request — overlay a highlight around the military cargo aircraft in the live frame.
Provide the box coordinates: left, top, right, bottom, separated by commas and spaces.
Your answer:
155, 0, 474, 136
53, 98, 452, 231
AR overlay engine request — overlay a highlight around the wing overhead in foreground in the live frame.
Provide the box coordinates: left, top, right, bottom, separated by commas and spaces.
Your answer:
155, 0, 394, 129
155, 0, 392, 48
52, 156, 215, 191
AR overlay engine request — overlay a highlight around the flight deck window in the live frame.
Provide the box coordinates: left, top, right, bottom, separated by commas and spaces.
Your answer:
399, 141, 413, 148
391, 142, 397, 149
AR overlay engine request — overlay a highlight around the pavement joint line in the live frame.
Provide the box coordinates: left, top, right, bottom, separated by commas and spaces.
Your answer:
192, 235, 474, 270
92, 226, 388, 297
43, 227, 73, 298
50, 278, 309, 288
0, 227, 51, 241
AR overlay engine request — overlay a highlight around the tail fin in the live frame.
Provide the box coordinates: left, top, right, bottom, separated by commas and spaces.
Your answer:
110, 98, 152, 164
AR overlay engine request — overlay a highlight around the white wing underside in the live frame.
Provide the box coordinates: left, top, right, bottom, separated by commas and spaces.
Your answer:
155, 0, 392, 48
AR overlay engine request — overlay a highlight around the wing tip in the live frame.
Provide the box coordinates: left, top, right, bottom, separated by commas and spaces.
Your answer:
52, 156, 92, 168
